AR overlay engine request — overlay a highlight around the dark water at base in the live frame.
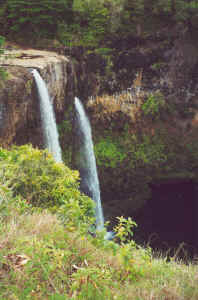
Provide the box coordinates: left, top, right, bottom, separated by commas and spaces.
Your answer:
134, 180, 198, 261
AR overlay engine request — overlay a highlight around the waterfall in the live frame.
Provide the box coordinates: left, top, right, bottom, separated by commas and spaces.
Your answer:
74, 97, 104, 231
32, 69, 62, 163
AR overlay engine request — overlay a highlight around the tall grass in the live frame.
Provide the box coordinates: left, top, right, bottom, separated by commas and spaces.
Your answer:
0, 201, 198, 299
0, 146, 198, 299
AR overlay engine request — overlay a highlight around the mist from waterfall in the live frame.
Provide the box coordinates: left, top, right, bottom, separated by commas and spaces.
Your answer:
74, 97, 104, 231
32, 69, 62, 163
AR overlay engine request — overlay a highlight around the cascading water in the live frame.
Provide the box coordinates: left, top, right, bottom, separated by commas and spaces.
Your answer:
32, 69, 62, 163
74, 97, 104, 231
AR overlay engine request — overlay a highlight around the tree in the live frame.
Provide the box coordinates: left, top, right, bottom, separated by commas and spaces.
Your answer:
0, 0, 74, 38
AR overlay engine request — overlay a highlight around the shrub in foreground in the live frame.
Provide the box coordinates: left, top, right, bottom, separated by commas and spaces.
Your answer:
0, 145, 95, 227
0, 145, 198, 299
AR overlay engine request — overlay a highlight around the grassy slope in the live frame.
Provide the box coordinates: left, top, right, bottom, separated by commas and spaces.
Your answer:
0, 208, 198, 300
0, 146, 198, 300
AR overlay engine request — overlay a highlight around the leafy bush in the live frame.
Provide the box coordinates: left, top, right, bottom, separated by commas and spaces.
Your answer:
0, 145, 94, 217
95, 137, 126, 168
141, 92, 166, 118
0, 147, 198, 299
114, 216, 137, 244
129, 134, 167, 166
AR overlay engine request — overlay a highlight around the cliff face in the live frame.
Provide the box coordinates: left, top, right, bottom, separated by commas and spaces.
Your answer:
83, 30, 198, 221
1, 37, 198, 214
0, 49, 75, 148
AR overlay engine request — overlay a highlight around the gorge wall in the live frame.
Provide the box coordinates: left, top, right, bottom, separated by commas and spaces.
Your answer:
0, 49, 75, 148
81, 29, 198, 242
1, 31, 198, 224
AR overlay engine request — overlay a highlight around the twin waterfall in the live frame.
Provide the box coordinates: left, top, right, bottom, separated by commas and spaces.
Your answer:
32, 69, 62, 163
32, 70, 108, 234
74, 97, 104, 231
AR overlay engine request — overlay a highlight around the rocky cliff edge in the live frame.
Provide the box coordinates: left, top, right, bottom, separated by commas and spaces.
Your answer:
0, 49, 75, 148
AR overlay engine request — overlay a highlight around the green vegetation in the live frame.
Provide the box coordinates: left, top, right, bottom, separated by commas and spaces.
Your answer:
1, 0, 198, 92
0, 145, 94, 223
95, 131, 167, 169
59, 107, 74, 167
141, 92, 166, 118
0, 145, 198, 299
94, 136, 126, 168
1, 0, 198, 298
0, 0, 198, 51
0, 35, 4, 53
0, 35, 7, 80
0, 0, 73, 39
92, 113, 198, 213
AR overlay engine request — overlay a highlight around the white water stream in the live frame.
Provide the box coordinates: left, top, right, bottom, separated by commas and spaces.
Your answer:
74, 97, 104, 230
32, 69, 62, 163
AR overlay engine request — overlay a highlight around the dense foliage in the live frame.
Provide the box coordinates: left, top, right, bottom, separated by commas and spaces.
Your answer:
0, 0, 73, 38
91, 96, 198, 213
0, 145, 94, 225
1, 0, 198, 92
0, 0, 198, 42
0, 146, 198, 299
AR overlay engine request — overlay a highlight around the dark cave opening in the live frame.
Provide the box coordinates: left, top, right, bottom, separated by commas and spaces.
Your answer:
134, 179, 197, 259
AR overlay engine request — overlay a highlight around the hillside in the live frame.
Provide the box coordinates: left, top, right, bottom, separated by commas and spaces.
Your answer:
0, 146, 198, 300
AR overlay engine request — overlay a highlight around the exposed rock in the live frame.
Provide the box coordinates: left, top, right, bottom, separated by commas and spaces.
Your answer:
0, 49, 75, 147
83, 30, 198, 219
65, 46, 106, 100
167, 35, 198, 89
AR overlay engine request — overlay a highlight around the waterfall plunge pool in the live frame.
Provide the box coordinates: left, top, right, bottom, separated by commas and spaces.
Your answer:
134, 179, 198, 260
